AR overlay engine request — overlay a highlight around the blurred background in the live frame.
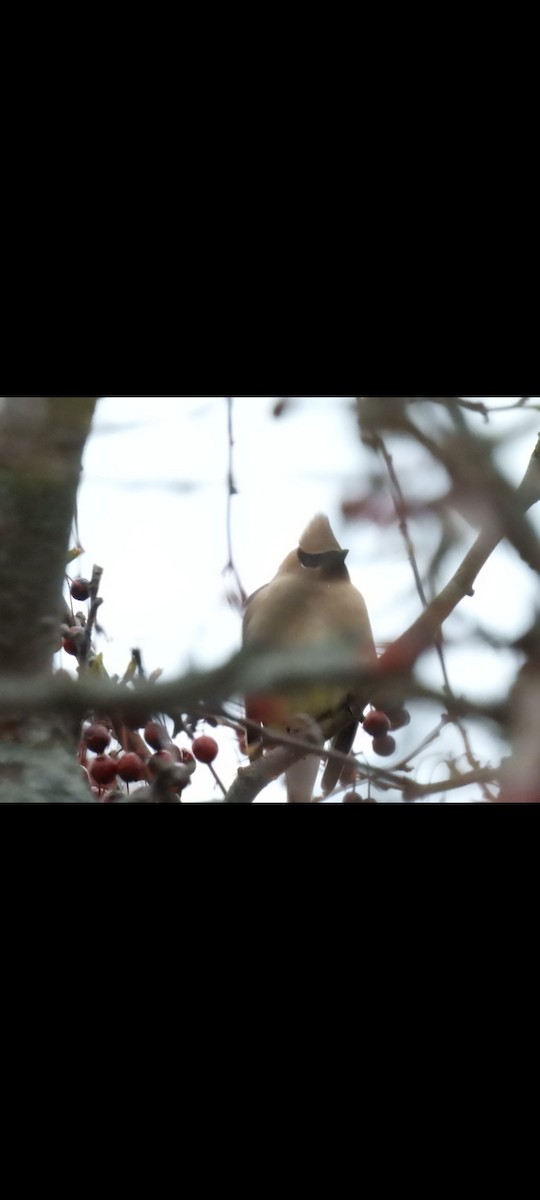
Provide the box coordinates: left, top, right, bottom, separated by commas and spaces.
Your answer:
67, 398, 540, 801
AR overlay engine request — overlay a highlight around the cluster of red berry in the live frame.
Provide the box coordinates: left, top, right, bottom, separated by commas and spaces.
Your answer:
362, 705, 410, 755
64, 575, 219, 801
342, 705, 410, 802
80, 717, 219, 802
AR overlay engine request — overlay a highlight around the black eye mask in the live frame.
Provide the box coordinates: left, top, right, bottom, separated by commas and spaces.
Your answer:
297, 547, 349, 569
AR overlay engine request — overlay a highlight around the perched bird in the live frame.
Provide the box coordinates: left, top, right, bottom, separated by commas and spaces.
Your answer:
242, 514, 377, 801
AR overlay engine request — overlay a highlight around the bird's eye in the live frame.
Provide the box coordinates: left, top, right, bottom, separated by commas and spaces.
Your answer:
297, 549, 323, 568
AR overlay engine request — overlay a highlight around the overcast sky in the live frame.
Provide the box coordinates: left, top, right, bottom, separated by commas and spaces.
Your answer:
69, 398, 540, 801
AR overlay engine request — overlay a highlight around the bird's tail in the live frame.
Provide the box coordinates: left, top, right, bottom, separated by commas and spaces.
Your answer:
320, 721, 359, 796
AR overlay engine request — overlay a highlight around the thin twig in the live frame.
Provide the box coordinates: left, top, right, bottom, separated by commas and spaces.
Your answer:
204, 761, 228, 797
389, 717, 447, 771
375, 435, 429, 605
80, 564, 103, 665
417, 397, 537, 417
226, 396, 235, 566
486, 397, 535, 412
223, 398, 247, 604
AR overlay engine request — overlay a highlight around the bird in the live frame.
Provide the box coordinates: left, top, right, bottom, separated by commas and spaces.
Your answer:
242, 514, 377, 801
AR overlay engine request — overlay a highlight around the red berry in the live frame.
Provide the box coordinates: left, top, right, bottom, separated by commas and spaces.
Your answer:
192, 735, 219, 764
343, 791, 370, 802
363, 710, 391, 738
147, 752, 192, 794
62, 637, 79, 656
147, 749, 177, 777
90, 755, 119, 785
70, 578, 91, 601
372, 734, 396, 757
388, 708, 411, 730
83, 722, 111, 754
62, 626, 84, 656
144, 720, 170, 750
117, 752, 145, 782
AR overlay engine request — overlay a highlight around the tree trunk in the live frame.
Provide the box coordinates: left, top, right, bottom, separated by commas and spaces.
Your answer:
0, 397, 97, 801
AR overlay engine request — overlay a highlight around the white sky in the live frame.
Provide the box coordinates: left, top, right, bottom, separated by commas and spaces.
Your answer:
69, 397, 540, 802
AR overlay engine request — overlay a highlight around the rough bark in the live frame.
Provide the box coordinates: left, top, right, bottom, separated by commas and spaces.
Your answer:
0, 397, 97, 801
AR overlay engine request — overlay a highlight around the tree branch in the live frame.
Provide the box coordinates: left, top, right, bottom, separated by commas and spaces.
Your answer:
373, 431, 540, 700
401, 766, 500, 800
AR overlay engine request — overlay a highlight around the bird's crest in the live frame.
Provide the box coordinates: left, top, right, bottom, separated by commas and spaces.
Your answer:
298, 513, 343, 554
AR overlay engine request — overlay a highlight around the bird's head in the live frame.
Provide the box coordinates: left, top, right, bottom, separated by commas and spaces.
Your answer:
278, 514, 349, 580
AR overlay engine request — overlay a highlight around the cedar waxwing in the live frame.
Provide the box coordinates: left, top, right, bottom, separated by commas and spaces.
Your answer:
242, 514, 377, 802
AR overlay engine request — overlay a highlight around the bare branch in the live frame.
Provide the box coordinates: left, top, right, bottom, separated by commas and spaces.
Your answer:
373, 428, 499, 799
373, 431, 540, 704
428, 397, 490, 420
223, 703, 400, 803
401, 766, 500, 800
